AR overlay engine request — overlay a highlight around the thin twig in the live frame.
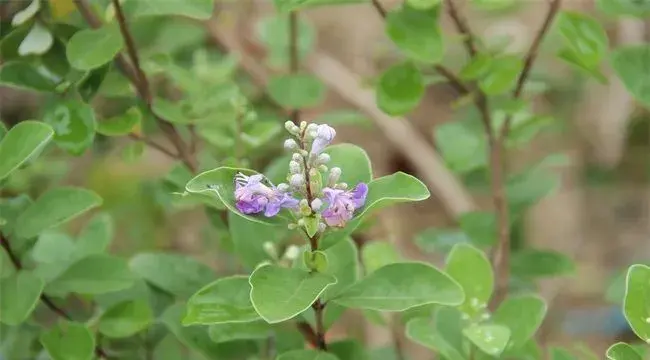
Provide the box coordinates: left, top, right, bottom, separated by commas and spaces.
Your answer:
128, 133, 178, 159
370, 0, 387, 18
296, 321, 319, 348
444, 0, 478, 58
0, 234, 109, 358
500, 0, 561, 139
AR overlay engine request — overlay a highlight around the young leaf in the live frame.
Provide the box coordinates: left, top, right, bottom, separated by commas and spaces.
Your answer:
75, 212, 113, 256
66, 24, 124, 71
333, 262, 464, 311
277, 350, 339, 360
186, 167, 286, 225
361, 241, 401, 274
96, 107, 141, 136
46, 254, 135, 295
446, 244, 493, 317
386, 3, 444, 63
376, 61, 424, 116
18, 23, 53, 56
611, 45, 650, 109
303, 250, 328, 273
624, 264, 650, 342
267, 73, 326, 109
98, 300, 153, 338
606, 343, 643, 360
249, 264, 336, 323
184, 276, 260, 325
510, 249, 575, 279
43, 99, 97, 155
556, 11, 608, 80
208, 320, 271, 343
0, 271, 44, 325
0, 62, 59, 92
492, 295, 547, 351
478, 55, 523, 95
0, 120, 53, 181
405, 308, 465, 360
129, 252, 214, 298
40, 321, 95, 360
463, 324, 510, 356
14, 187, 102, 240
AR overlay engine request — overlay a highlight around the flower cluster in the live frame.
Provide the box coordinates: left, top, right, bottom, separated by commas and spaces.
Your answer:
233, 121, 368, 232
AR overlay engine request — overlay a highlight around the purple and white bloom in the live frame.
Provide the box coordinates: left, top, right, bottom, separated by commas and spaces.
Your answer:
234, 173, 299, 217
310, 124, 336, 155
321, 183, 368, 227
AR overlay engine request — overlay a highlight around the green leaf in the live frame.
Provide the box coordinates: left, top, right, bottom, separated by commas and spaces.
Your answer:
607, 343, 643, 360
445, 244, 493, 317
361, 241, 401, 274
459, 211, 496, 246
510, 249, 575, 279
405, 308, 465, 360
208, 320, 271, 343
32, 231, 75, 264
152, 98, 190, 124
435, 121, 486, 174
333, 262, 464, 311
0, 247, 15, 279
76, 212, 113, 256
18, 23, 53, 56
66, 24, 124, 71
277, 350, 339, 360
624, 264, 650, 342
556, 11, 608, 79
96, 107, 141, 136
597, 0, 650, 17
327, 143, 373, 186
407, 0, 441, 9
14, 187, 102, 239
493, 295, 547, 351
43, 99, 97, 155
229, 211, 289, 269
186, 167, 286, 225
249, 264, 336, 323
46, 254, 135, 295
304, 216, 320, 238
129, 252, 214, 298
0, 120, 53, 181
41, 322, 95, 360
303, 250, 328, 273
415, 228, 470, 253
0, 62, 59, 93
121, 141, 144, 162
478, 55, 523, 95
0, 271, 44, 325
267, 73, 326, 109
12, 0, 40, 26
550, 347, 577, 360
386, 3, 444, 63
256, 14, 315, 69
0, 195, 32, 236
126, 0, 215, 20
320, 237, 359, 301
463, 324, 510, 356
611, 45, 650, 109
460, 53, 493, 80
376, 61, 424, 116
183, 275, 260, 325
98, 300, 153, 338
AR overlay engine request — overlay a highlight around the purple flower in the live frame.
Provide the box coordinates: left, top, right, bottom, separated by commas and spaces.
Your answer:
234, 173, 299, 217
310, 124, 336, 155
321, 183, 368, 227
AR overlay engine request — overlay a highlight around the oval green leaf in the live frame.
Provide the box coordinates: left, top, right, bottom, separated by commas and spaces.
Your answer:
249, 264, 337, 323
66, 24, 123, 70
40, 321, 95, 360
46, 254, 135, 295
624, 264, 650, 342
377, 61, 424, 116
43, 99, 96, 155
386, 3, 444, 63
332, 262, 464, 311
0, 120, 53, 181
184, 275, 260, 325
361, 241, 401, 275
14, 187, 102, 239
405, 307, 465, 360
267, 73, 326, 109
0, 271, 44, 325
277, 350, 339, 360
463, 324, 510, 356
97, 107, 141, 136
611, 45, 650, 109
0, 62, 59, 92
208, 320, 271, 343
98, 300, 153, 338
493, 294, 547, 350
607, 343, 643, 360
446, 244, 493, 317
510, 248, 575, 279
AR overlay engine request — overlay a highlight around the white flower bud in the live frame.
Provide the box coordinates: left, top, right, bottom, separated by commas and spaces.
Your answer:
318, 222, 327, 232
289, 161, 301, 174
297, 218, 305, 226
283, 245, 301, 261
337, 182, 348, 190
328, 167, 341, 185
306, 123, 318, 133
263, 241, 278, 259
290, 174, 304, 187
288, 223, 298, 230
311, 199, 323, 211
277, 183, 290, 192
284, 121, 300, 135
318, 153, 330, 164
318, 165, 328, 173
292, 153, 303, 162
284, 139, 298, 151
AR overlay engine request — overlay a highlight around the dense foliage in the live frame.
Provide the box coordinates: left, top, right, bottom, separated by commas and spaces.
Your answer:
1, 0, 650, 359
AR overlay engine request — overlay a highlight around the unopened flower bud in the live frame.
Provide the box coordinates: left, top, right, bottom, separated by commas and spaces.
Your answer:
306, 123, 318, 133
318, 153, 330, 164
284, 139, 298, 151
297, 218, 305, 226
263, 241, 278, 259
311, 199, 323, 211
300, 121, 307, 131
285, 121, 300, 135
337, 182, 348, 190
299, 199, 312, 216
244, 111, 257, 122
292, 153, 303, 162
289, 161, 301, 174
328, 167, 341, 185
288, 223, 298, 230
318, 222, 327, 232
283, 245, 301, 261
277, 183, 290, 192
318, 165, 328, 173
309, 168, 319, 178
299, 149, 308, 157
290, 174, 304, 187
